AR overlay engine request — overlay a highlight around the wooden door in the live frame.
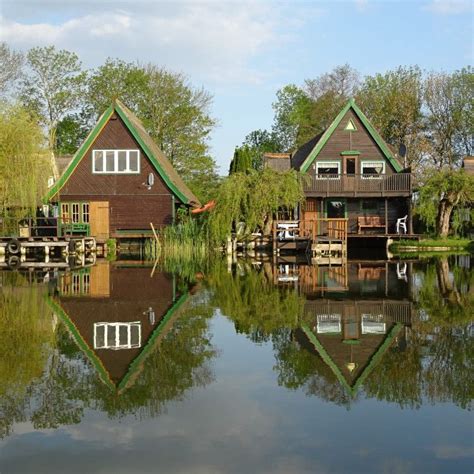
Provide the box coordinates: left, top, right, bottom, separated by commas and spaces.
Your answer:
303, 198, 318, 221
89, 201, 109, 240
90, 261, 110, 297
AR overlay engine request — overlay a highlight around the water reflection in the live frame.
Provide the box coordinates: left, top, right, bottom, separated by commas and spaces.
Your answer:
0, 254, 472, 468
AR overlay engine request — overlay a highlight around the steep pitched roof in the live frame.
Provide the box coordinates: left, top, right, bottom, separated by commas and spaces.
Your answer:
295, 99, 403, 173
46, 100, 200, 206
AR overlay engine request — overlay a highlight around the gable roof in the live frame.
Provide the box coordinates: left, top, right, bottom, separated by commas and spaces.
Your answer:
46, 99, 200, 206
295, 99, 403, 173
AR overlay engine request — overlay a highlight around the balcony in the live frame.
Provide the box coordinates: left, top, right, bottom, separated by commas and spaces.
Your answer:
303, 173, 412, 197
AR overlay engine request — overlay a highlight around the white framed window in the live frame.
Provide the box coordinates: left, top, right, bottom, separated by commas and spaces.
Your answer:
361, 161, 385, 179
92, 150, 140, 174
315, 161, 341, 179
316, 314, 342, 334
361, 314, 386, 334
94, 322, 142, 350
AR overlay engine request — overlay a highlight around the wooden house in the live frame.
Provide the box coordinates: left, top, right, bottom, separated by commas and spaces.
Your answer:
266, 99, 413, 240
46, 262, 189, 391
46, 100, 200, 241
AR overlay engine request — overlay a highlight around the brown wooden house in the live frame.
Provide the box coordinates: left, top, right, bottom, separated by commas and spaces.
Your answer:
266, 99, 413, 237
46, 100, 200, 241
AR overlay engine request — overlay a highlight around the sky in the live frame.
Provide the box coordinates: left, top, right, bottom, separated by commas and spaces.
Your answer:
1, 0, 472, 173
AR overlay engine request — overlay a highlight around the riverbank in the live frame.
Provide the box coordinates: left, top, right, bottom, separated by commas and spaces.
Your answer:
390, 237, 473, 254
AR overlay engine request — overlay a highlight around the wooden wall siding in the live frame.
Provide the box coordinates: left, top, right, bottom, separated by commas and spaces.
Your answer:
59, 113, 180, 203
313, 109, 397, 175
62, 194, 174, 233
60, 267, 177, 383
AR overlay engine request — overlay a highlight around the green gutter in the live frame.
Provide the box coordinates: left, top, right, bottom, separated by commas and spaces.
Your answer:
45, 295, 116, 390
44, 105, 114, 202
114, 104, 190, 205
300, 99, 402, 173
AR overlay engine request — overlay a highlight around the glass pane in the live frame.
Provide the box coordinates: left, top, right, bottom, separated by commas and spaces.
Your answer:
346, 159, 356, 174
130, 324, 140, 346
82, 203, 89, 223
318, 164, 338, 175
118, 151, 127, 172
93, 151, 103, 172
119, 325, 128, 346
129, 151, 139, 172
107, 325, 116, 347
95, 325, 105, 348
327, 201, 345, 218
105, 151, 115, 172
363, 163, 384, 175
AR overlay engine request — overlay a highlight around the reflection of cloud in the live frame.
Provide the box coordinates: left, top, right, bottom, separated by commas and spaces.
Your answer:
425, 0, 472, 15
0, 2, 322, 85
433, 444, 474, 459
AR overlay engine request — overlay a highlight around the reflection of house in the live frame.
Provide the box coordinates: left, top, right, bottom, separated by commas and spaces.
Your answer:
47, 262, 188, 391
297, 260, 413, 395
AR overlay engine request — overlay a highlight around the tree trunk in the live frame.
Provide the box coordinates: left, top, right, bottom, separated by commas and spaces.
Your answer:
436, 199, 454, 238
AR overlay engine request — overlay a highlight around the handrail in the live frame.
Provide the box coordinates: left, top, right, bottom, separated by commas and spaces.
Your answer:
303, 173, 411, 195
273, 218, 348, 242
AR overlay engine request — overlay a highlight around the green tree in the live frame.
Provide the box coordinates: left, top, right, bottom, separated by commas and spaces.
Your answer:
357, 66, 424, 171
424, 67, 474, 169
0, 103, 49, 227
0, 42, 23, 97
416, 168, 474, 237
20, 46, 87, 158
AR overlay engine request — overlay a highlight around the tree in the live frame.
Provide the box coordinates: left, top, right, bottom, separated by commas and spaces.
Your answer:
0, 42, 23, 97
357, 66, 424, 171
20, 46, 87, 155
0, 103, 49, 227
424, 67, 474, 169
416, 169, 474, 237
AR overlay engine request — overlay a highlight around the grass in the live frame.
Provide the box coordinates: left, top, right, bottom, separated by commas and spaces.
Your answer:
390, 237, 473, 253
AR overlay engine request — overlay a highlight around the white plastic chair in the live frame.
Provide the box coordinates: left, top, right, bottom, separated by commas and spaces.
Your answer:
396, 215, 408, 234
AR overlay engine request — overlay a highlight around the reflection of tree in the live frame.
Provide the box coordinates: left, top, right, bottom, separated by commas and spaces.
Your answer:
0, 287, 217, 435
272, 329, 352, 407
208, 262, 304, 343
0, 276, 53, 437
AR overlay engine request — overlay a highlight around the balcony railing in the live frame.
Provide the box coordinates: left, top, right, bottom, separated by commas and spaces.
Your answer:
303, 173, 412, 196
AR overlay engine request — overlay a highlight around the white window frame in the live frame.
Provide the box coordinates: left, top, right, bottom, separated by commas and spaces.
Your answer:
92, 149, 141, 174
361, 314, 386, 334
93, 322, 142, 350
360, 161, 385, 179
315, 161, 341, 180
316, 314, 342, 334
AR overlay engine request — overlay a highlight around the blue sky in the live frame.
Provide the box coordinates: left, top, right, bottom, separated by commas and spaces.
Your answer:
1, 0, 472, 172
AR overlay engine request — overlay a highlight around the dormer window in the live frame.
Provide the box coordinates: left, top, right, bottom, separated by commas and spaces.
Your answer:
92, 150, 140, 174
94, 322, 141, 350
361, 161, 385, 179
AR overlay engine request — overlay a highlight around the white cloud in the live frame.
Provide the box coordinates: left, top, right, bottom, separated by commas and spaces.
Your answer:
354, 0, 369, 12
425, 0, 472, 14
0, 2, 314, 85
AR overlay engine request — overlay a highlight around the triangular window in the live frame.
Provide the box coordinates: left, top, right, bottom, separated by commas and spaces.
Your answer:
344, 119, 357, 131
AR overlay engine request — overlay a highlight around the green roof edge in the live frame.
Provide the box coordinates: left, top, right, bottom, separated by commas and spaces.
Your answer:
45, 294, 116, 390
114, 103, 190, 205
300, 322, 403, 397
44, 105, 114, 202
45, 291, 189, 392
300, 99, 402, 173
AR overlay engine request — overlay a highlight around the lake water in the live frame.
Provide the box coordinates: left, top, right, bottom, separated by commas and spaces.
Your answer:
0, 255, 473, 473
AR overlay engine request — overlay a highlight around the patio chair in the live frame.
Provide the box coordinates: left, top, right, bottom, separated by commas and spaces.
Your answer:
396, 215, 408, 234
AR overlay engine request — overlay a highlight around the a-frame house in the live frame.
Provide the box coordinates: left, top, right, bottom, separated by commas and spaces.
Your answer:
265, 99, 413, 237
46, 100, 200, 241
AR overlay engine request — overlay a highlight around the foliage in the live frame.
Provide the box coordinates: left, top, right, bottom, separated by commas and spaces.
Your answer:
0, 42, 23, 97
415, 168, 474, 236
0, 103, 49, 228
229, 146, 253, 174
239, 129, 283, 171
20, 46, 87, 152
208, 168, 304, 243
357, 66, 424, 171
424, 67, 474, 169
55, 112, 91, 155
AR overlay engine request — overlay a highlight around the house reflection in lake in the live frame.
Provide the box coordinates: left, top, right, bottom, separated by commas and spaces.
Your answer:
47, 261, 187, 391
272, 259, 414, 396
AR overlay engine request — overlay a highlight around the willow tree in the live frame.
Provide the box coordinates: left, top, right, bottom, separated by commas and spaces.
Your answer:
416, 168, 474, 237
0, 103, 49, 230
208, 168, 304, 243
